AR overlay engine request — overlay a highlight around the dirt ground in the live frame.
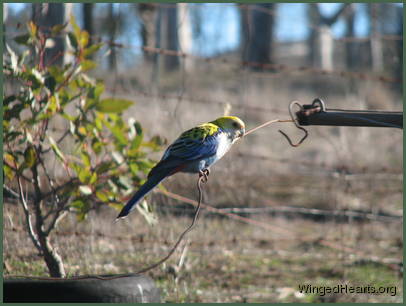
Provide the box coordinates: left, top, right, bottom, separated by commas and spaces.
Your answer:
3, 189, 403, 302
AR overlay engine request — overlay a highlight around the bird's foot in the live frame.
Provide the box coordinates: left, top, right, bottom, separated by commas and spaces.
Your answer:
199, 169, 210, 183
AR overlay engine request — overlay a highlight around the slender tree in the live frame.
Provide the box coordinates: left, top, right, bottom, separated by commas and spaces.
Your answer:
161, 4, 179, 71
82, 3, 94, 46
368, 3, 384, 72
107, 3, 117, 71
307, 3, 350, 69
137, 3, 157, 62
344, 4, 357, 70
240, 3, 275, 70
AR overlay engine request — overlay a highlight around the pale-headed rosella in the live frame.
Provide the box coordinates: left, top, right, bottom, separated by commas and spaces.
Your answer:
116, 116, 245, 219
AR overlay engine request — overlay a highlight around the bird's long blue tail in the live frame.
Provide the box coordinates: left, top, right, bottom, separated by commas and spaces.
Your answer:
116, 170, 170, 219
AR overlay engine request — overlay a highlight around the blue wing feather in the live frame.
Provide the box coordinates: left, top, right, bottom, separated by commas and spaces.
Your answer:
147, 129, 221, 178
165, 130, 220, 161
117, 124, 222, 219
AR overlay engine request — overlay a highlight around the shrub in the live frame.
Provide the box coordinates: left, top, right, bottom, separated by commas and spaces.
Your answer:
3, 17, 163, 277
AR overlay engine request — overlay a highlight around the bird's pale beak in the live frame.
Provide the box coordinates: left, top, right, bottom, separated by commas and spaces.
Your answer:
239, 128, 245, 138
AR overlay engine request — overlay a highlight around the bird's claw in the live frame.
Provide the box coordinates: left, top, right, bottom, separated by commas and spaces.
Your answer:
199, 169, 210, 183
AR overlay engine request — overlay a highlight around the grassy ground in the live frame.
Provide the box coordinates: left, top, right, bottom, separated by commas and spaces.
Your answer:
3, 192, 403, 302
3, 49, 403, 302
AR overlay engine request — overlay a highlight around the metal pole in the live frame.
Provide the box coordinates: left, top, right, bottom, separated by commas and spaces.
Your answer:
295, 99, 403, 129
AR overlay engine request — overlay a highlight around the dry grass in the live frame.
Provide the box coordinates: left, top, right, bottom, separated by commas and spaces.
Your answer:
3, 185, 403, 302
3, 56, 403, 302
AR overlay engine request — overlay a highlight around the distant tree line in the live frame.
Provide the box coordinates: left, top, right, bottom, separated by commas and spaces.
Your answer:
3, 3, 403, 78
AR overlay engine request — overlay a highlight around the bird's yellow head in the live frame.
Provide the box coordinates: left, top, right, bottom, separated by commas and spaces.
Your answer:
211, 116, 245, 141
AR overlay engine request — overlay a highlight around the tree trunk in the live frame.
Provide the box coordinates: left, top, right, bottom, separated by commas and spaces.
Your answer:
240, 4, 274, 70
395, 6, 403, 83
178, 3, 193, 71
32, 163, 66, 277
83, 3, 94, 46
344, 4, 357, 70
319, 25, 333, 70
108, 3, 117, 71
32, 3, 65, 66
369, 3, 384, 72
307, 3, 349, 69
161, 4, 179, 71
151, 6, 162, 91
137, 3, 157, 62
3, 2, 8, 23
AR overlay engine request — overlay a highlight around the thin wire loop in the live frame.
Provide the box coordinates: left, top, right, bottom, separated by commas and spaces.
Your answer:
278, 101, 309, 147
312, 98, 326, 111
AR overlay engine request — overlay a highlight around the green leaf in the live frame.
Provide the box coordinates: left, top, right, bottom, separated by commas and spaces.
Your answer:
78, 167, 91, 184
96, 190, 109, 202
94, 82, 105, 98
94, 116, 103, 130
5, 131, 22, 142
95, 161, 113, 174
81, 59, 96, 72
4, 164, 15, 180
79, 185, 92, 195
89, 172, 98, 185
4, 103, 25, 121
137, 160, 155, 173
109, 202, 123, 212
27, 21, 37, 38
80, 152, 91, 167
91, 139, 103, 155
70, 15, 81, 40
48, 136, 65, 162
79, 30, 89, 48
23, 146, 37, 168
51, 23, 67, 36
129, 163, 139, 176
96, 98, 134, 113
3, 95, 16, 106
131, 121, 143, 150
67, 32, 78, 51
112, 151, 124, 164
31, 68, 44, 84
6, 44, 19, 73
44, 75, 56, 93
107, 122, 127, 146
48, 66, 65, 83
83, 43, 103, 58
70, 198, 89, 221
14, 34, 31, 45
111, 176, 132, 191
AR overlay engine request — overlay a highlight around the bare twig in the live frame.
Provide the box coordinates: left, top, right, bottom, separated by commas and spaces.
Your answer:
36, 154, 69, 235
243, 119, 293, 137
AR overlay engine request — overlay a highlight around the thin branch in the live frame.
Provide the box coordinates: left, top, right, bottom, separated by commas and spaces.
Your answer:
16, 175, 43, 253
41, 130, 70, 154
41, 178, 78, 201
5, 142, 42, 253
3, 160, 34, 183
36, 154, 68, 235
3, 184, 20, 199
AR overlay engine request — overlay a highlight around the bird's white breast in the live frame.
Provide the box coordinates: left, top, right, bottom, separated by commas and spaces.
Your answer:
215, 132, 233, 160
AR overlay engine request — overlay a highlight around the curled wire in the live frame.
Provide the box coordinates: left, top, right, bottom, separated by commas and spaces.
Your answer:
278, 101, 309, 147
312, 98, 326, 111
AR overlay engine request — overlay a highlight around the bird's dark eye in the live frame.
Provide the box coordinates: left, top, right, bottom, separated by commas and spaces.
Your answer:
232, 122, 239, 128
